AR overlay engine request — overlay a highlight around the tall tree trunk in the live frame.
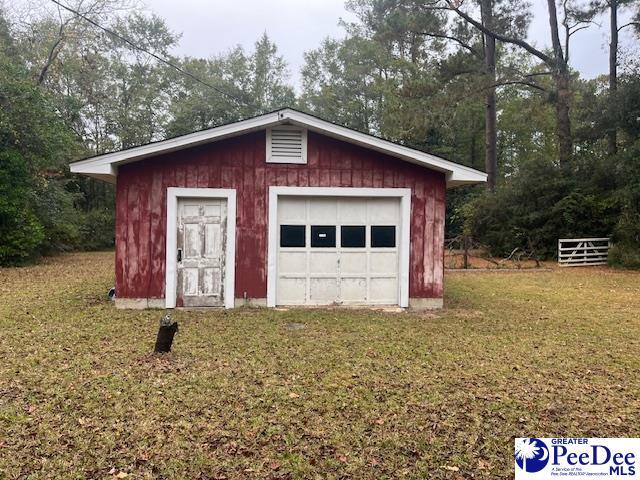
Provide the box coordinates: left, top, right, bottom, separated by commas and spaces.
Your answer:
608, 0, 618, 155
481, 0, 497, 191
546, 0, 573, 167
555, 70, 573, 167
447, 0, 575, 166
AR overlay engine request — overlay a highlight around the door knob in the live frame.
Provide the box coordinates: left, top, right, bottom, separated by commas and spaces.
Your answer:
177, 248, 182, 262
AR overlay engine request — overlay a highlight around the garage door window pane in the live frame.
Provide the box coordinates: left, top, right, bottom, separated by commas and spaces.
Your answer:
341, 226, 365, 248
311, 226, 336, 247
280, 225, 305, 247
371, 226, 396, 247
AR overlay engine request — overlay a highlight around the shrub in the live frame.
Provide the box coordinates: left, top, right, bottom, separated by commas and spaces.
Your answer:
464, 158, 613, 259
79, 208, 115, 250
0, 152, 45, 265
609, 244, 640, 269
33, 178, 83, 254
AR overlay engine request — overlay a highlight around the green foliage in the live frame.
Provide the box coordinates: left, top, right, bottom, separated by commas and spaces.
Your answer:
609, 138, 640, 266
0, 13, 82, 265
1, 0, 639, 270
609, 244, 640, 269
2, 5, 299, 264
464, 157, 614, 258
0, 152, 45, 264
79, 208, 115, 250
298, 0, 640, 267
32, 178, 83, 254
167, 34, 295, 136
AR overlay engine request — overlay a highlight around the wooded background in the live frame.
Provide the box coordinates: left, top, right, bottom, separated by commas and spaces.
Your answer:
1, 0, 639, 267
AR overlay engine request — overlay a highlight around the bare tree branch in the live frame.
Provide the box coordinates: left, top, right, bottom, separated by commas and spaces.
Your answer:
37, 3, 74, 85
493, 80, 546, 91
568, 24, 592, 36
618, 21, 640, 31
411, 30, 482, 57
436, 0, 555, 65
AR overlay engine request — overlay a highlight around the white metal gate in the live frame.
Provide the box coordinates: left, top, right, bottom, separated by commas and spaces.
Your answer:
558, 237, 611, 267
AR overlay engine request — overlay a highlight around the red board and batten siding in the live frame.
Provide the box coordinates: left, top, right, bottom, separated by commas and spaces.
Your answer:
115, 130, 446, 300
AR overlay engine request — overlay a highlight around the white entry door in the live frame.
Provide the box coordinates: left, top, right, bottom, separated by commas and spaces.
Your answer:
176, 198, 227, 307
276, 196, 400, 306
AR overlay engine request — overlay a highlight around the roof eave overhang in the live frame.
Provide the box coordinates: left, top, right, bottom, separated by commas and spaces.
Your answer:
446, 176, 488, 188
69, 109, 487, 188
69, 162, 117, 184
281, 110, 487, 188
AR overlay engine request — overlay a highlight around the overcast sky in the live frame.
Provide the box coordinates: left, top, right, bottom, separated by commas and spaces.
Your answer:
13, 0, 638, 86
144, 0, 638, 88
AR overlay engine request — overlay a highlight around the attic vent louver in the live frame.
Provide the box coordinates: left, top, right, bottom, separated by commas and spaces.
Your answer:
267, 126, 307, 164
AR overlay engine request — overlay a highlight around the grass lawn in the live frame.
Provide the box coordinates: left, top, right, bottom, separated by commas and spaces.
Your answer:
1, 252, 639, 479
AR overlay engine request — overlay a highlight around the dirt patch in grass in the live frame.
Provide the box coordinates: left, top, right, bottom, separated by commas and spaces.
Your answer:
1, 252, 640, 479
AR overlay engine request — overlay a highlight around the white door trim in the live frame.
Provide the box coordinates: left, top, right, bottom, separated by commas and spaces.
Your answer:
267, 186, 411, 308
166, 187, 236, 309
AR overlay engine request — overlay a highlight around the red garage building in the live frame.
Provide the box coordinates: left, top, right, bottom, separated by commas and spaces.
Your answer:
71, 109, 486, 309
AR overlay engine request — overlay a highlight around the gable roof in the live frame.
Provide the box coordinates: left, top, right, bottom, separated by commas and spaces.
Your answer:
69, 108, 487, 187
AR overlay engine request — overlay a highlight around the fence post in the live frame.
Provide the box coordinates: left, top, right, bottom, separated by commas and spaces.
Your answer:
463, 235, 470, 269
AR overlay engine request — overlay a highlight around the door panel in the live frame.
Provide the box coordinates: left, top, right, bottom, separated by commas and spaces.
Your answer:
309, 252, 338, 274
338, 198, 367, 223
182, 268, 199, 296
340, 252, 367, 274
202, 267, 220, 295
370, 277, 398, 303
278, 277, 307, 305
340, 278, 367, 302
176, 198, 226, 307
309, 277, 339, 303
184, 223, 200, 258
204, 224, 221, 257
308, 198, 338, 224
279, 251, 306, 273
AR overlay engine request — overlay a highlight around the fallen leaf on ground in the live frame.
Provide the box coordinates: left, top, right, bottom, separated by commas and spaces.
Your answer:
442, 465, 459, 472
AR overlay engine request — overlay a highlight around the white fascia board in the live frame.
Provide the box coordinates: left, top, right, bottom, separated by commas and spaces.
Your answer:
280, 109, 487, 187
69, 162, 117, 184
69, 112, 283, 174
69, 108, 487, 187
447, 177, 488, 188
69, 162, 116, 175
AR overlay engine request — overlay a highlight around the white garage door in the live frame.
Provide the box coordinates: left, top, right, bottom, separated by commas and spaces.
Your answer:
276, 196, 400, 306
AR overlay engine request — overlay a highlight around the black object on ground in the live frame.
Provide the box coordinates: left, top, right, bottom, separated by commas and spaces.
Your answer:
154, 314, 178, 353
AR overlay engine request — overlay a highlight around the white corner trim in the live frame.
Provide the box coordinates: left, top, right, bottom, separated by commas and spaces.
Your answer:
165, 187, 236, 309
266, 186, 411, 308
266, 187, 278, 308
69, 109, 486, 187
399, 191, 411, 307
